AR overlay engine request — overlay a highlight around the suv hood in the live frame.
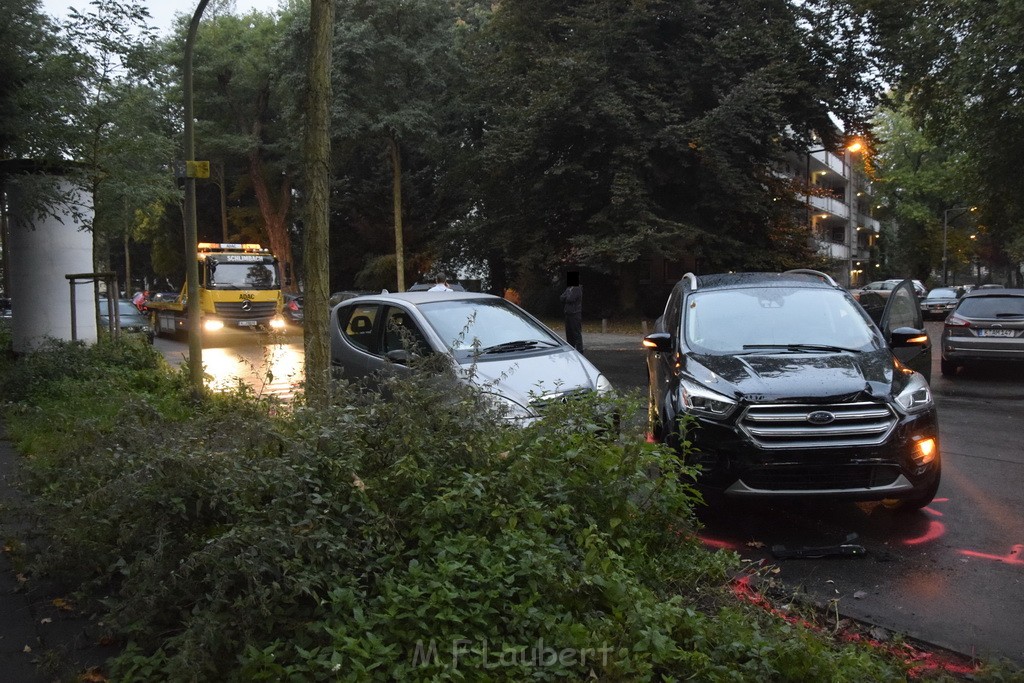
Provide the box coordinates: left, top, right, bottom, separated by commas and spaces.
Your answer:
459, 348, 601, 407
687, 349, 899, 402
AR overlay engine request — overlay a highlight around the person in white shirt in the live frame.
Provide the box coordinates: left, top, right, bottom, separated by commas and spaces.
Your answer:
428, 273, 453, 292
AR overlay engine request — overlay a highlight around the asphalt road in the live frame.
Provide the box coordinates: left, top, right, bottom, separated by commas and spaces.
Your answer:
156, 322, 1024, 664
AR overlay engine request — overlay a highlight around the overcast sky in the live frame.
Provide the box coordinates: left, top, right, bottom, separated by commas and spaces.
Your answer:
40, 0, 282, 35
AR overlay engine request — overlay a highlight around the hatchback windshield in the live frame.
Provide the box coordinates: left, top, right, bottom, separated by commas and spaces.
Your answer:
955, 296, 1024, 318
685, 287, 878, 353
418, 299, 561, 359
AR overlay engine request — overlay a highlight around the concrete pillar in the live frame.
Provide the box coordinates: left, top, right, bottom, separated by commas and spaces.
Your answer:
7, 178, 96, 352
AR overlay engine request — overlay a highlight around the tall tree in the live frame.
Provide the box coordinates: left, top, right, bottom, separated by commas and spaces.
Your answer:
60, 0, 166, 275
174, 9, 300, 290
454, 0, 877, 308
872, 103, 968, 282
302, 0, 334, 408
0, 0, 74, 293
855, 0, 1024, 283
331, 0, 462, 291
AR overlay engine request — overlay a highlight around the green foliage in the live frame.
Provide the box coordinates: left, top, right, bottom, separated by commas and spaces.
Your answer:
451, 0, 876, 295
857, 0, 1024, 283
0, 338, 914, 681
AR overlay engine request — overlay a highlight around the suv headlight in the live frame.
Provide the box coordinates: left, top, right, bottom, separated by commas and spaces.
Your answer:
894, 373, 933, 414
679, 378, 736, 419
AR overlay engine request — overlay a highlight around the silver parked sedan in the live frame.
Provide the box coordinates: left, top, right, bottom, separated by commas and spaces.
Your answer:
920, 287, 960, 320
329, 291, 613, 422
941, 289, 1024, 376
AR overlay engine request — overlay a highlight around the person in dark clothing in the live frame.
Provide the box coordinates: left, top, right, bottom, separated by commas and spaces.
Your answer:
560, 271, 583, 351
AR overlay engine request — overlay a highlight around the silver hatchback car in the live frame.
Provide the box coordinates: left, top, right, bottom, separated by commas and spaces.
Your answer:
329, 291, 613, 422
941, 289, 1024, 376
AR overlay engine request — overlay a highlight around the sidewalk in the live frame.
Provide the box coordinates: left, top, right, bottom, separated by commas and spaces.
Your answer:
0, 424, 115, 682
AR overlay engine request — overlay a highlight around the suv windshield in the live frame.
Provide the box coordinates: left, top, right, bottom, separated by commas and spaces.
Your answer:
419, 299, 561, 359
685, 287, 878, 354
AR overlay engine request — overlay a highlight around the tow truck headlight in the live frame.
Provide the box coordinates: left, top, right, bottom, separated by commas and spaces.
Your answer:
894, 373, 933, 414
269, 317, 286, 330
203, 319, 224, 332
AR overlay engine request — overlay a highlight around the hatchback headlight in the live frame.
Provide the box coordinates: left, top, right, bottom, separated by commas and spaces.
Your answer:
894, 373, 933, 414
482, 392, 535, 422
595, 373, 614, 395
679, 378, 736, 419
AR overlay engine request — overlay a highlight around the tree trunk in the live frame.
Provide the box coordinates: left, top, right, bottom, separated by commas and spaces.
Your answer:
124, 232, 131, 297
388, 136, 405, 292
249, 154, 296, 292
302, 0, 334, 408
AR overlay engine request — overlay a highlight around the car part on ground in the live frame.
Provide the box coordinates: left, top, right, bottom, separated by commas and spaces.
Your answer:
940, 288, 1024, 376
644, 270, 939, 510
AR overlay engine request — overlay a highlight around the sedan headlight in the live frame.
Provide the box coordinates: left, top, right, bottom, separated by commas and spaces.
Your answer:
679, 378, 737, 419
595, 373, 614, 395
894, 373, 933, 414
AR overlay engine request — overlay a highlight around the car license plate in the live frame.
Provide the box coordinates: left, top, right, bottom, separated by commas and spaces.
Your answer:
239, 320, 257, 327
979, 329, 1016, 337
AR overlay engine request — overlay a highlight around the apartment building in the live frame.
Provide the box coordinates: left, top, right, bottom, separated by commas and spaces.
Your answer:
803, 145, 881, 287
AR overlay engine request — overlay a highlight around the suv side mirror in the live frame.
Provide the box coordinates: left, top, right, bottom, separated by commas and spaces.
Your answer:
642, 332, 672, 353
890, 326, 929, 348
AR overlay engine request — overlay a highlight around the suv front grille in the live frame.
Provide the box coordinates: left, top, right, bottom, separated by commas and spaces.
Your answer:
213, 301, 278, 320
741, 464, 902, 491
739, 401, 897, 449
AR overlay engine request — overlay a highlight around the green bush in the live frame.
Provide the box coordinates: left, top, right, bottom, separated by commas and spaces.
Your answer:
1, 339, 912, 681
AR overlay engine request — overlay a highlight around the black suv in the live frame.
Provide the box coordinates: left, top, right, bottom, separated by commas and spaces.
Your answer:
644, 270, 940, 509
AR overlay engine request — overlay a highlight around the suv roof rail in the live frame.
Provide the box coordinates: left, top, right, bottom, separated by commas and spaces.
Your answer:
783, 269, 838, 287
681, 272, 698, 291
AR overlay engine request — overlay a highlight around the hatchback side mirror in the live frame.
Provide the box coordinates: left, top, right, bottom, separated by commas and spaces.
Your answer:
385, 349, 418, 365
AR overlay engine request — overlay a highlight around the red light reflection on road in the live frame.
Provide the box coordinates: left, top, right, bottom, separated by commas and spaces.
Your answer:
901, 499, 948, 546
960, 544, 1024, 566
699, 535, 737, 551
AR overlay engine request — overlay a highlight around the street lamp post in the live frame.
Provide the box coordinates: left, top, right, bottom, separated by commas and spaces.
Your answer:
845, 141, 863, 288
184, 0, 211, 397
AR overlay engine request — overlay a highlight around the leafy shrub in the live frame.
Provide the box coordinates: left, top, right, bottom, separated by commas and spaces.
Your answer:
1, 340, 911, 681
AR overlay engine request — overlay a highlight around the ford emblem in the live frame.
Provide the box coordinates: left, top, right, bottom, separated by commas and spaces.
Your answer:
807, 410, 836, 425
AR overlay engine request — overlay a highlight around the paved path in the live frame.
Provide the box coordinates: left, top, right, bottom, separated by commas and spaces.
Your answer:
0, 425, 116, 682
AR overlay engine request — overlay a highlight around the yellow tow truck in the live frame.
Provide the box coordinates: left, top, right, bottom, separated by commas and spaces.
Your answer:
148, 243, 286, 337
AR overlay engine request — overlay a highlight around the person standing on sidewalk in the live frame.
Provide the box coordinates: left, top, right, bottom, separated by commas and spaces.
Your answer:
560, 271, 583, 351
